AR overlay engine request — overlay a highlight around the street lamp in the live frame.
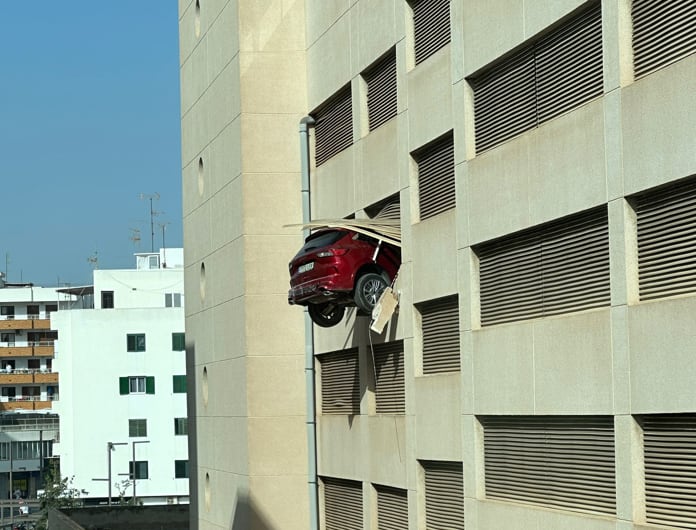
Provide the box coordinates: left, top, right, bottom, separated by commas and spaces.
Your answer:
131, 440, 150, 505
92, 441, 126, 506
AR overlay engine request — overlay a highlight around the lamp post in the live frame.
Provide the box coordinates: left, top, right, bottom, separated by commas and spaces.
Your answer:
92, 442, 127, 506
131, 440, 150, 505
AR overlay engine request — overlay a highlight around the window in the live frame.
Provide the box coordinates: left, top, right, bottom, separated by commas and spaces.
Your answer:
418, 295, 460, 374
165, 293, 182, 307
470, 2, 602, 153
101, 291, 114, 309
27, 359, 40, 370
374, 341, 405, 414
319, 349, 360, 415
375, 485, 408, 529
149, 255, 160, 269
638, 414, 696, 528
129, 419, 147, 437
480, 415, 616, 515
129, 461, 149, 480
45, 304, 57, 317
364, 48, 397, 131
21, 386, 40, 397
173, 375, 187, 394
411, 0, 451, 65
12, 441, 52, 460
175, 460, 189, 479
174, 417, 188, 436
172, 332, 185, 352
27, 305, 39, 318
1, 388, 16, 398
312, 85, 353, 166
633, 177, 696, 301
322, 477, 362, 530
476, 206, 610, 326
127, 334, 146, 352
1, 333, 15, 345
120, 376, 155, 395
1, 306, 15, 319
422, 460, 464, 530
632, 2, 696, 78
414, 132, 455, 220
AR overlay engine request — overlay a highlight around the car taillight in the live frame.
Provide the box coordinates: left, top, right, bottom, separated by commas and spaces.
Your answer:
316, 248, 348, 258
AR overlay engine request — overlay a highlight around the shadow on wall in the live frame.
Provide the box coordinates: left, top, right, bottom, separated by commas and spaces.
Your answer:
229, 491, 277, 530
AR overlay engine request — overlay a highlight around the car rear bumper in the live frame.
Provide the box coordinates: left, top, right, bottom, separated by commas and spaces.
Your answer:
288, 276, 351, 305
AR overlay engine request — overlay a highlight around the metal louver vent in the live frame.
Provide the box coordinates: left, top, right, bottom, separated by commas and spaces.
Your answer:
365, 49, 397, 131
376, 485, 408, 530
640, 414, 696, 529
322, 477, 363, 530
633, 1, 696, 79
422, 460, 464, 530
419, 295, 459, 374
412, 0, 451, 65
313, 85, 353, 166
415, 132, 455, 220
477, 206, 610, 326
481, 415, 616, 516
471, 1, 603, 153
373, 341, 405, 414
635, 177, 696, 301
319, 349, 360, 415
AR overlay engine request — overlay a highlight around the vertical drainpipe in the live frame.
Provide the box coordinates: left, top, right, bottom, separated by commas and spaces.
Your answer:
299, 115, 319, 530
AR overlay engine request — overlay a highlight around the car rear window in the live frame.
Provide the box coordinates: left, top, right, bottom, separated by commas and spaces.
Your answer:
302, 230, 345, 251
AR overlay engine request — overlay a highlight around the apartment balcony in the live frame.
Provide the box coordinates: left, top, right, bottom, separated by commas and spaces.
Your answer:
0, 396, 56, 412
0, 370, 58, 384
0, 316, 53, 330
0, 341, 54, 357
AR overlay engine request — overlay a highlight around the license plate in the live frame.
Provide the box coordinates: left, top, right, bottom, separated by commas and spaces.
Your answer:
298, 262, 314, 273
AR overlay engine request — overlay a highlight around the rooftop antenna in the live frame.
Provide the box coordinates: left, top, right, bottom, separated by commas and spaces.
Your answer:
158, 222, 171, 268
4, 253, 9, 282
129, 228, 142, 247
139, 193, 161, 252
87, 251, 99, 270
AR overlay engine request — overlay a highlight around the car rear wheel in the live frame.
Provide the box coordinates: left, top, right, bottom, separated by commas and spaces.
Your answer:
308, 302, 346, 328
354, 272, 389, 314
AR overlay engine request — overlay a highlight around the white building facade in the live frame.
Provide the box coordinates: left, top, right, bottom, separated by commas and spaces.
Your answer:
53, 249, 189, 505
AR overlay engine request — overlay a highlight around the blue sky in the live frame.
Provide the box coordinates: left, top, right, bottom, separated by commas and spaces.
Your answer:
0, 2, 182, 286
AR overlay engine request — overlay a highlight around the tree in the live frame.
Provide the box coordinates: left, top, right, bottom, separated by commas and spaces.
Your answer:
35, 462, 87, 530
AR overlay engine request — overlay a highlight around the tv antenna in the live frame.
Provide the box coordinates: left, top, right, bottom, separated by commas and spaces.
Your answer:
158, 222, 171, 267
129, 228, 142, 247
139, 192, 161, 252
87, 251, 99, 269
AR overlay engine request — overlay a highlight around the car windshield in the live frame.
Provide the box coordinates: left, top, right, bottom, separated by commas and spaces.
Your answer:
302, 230, 345, 252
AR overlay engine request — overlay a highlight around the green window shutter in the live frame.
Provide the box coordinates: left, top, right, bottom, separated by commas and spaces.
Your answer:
173, 375, 187, 394
172, 333, 185, 351
119, 377, 130, 395
145, 376, 155, 395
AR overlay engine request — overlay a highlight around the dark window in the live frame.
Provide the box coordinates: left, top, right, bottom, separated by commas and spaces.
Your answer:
1, 334, 14, 345
173, 375, 187, 394
175, 460, 189, 479
45, 304, 57, 316
414, 132, 455, 220
312, 85, 353, 166
319, 349, 360, 415
120, 376, 155, 395
476, 206, 610, 326
129, 419, 147, 437
165, 293, 182, 307
470, 2, 602, 153
480, 415, 616, 515
27, 359, 40, 370
418, 295, 460, 374
422, 460, 464, 530
172, 333, 185, 352
27, 305, 39, 317
101, 291, 114, 309
174, 418, 188, 436
1, 306, 15, 318
632, 2, 696, 78
129, 461, 149, 480
127, 334, 146, 352
364, 48, 397, 131
633, 177, 696, 301
322, 477, 362, 530
374, 341, 405, 414
411, 0, 451, 65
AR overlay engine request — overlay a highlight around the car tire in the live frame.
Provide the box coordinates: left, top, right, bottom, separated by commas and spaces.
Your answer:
354, 272, 389, 314
308, 302, 346, 328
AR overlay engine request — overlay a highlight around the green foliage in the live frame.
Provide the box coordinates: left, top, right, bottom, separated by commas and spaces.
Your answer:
35, 462, 87, 530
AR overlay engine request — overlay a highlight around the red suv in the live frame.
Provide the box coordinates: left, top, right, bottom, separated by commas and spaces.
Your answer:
288, 228, 401, 327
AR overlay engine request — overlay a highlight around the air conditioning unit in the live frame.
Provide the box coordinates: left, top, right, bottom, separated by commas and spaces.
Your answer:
167, 497, 175, 505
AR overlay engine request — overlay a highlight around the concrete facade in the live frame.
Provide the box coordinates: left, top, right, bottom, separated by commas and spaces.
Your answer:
180, 1, 696, 529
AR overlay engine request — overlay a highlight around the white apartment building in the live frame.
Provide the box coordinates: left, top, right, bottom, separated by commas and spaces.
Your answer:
53, 249, 189, 506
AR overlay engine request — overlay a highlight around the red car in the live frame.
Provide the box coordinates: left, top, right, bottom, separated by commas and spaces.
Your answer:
288, 228, 401, 327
